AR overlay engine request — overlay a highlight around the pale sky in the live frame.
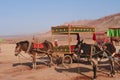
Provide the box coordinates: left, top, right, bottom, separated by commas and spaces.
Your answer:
0, 0, 120, 36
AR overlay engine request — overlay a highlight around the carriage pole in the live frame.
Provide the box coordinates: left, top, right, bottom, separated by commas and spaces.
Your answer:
51, 27, 54, 46
68, 24, 71, 54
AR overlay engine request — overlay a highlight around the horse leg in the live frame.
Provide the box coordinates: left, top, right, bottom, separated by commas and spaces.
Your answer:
32, 53, 37, 69
77, 54, 81, 73
109, 57, 115, 76
90, 59, 98, 79
93, 65, 97, 79
47, 54, 53, 67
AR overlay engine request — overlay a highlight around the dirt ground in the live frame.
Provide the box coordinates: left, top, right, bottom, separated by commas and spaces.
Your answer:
0, 44, 120, 80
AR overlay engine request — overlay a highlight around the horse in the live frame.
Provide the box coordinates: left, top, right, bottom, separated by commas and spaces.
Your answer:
15, 40, 54, 69
74, 40, 116, 79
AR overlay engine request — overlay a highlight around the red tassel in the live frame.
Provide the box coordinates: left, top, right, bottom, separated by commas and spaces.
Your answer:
93, 33, 96, 41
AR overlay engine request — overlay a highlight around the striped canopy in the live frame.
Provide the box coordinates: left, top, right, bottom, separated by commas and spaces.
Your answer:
107, 28, 120, 37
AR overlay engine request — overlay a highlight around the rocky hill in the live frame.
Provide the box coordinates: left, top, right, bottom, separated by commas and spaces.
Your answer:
67, 13, 120, 32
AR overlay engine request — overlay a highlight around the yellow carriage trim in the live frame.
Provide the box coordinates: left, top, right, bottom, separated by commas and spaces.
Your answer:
52, 25, 95, 34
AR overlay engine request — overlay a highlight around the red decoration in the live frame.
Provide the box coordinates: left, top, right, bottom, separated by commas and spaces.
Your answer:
93, 33, 96, 41
33, 43, 44, 49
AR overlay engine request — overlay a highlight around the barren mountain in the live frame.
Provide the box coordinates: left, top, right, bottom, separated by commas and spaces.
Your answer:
67, 13, 120, 32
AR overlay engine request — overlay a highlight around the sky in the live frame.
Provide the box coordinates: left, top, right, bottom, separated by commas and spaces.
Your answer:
0, 0, 120, 36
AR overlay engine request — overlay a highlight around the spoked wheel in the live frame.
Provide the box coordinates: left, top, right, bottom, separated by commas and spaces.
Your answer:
52, 56, 62, 65
62, 55, 72, 66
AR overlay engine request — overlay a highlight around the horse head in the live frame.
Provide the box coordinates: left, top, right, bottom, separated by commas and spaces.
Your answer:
15, 42, 21, 56
15, 41, 29, 56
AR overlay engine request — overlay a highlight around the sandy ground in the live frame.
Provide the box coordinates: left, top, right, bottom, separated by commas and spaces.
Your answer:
0, 44, 120, 80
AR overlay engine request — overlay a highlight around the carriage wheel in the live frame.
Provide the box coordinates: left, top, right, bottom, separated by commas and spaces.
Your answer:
62, 55, 72, 66
52, 56, 62, 65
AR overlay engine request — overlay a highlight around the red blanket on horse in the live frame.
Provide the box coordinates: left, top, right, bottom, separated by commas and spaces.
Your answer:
33, 43, 44, 49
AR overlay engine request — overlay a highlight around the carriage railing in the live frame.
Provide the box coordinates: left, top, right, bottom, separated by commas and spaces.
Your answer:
54, 45, 75, 53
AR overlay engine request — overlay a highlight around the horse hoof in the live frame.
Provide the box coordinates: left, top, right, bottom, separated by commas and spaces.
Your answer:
109, 74, 115, 77
48, 63, 53, 67
111, 75, 113, 77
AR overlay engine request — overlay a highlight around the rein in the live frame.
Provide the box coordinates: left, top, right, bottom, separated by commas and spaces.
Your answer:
92, 50, 103, 56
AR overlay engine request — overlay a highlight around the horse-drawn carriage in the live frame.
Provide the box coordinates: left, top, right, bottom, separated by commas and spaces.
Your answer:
51, 25, 95, 65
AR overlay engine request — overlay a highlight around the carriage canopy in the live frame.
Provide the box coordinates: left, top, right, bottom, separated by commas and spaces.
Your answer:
107, 28, 120, 37
51, 25, 95, 34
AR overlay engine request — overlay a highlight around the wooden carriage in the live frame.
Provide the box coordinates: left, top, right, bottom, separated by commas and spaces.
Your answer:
51, 25, 95, 64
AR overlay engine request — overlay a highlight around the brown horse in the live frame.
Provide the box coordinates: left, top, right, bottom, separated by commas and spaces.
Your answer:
15, 40, 54, 69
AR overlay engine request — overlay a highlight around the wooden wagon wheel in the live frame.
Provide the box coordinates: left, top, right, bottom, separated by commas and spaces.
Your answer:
62, 55, 73, 66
